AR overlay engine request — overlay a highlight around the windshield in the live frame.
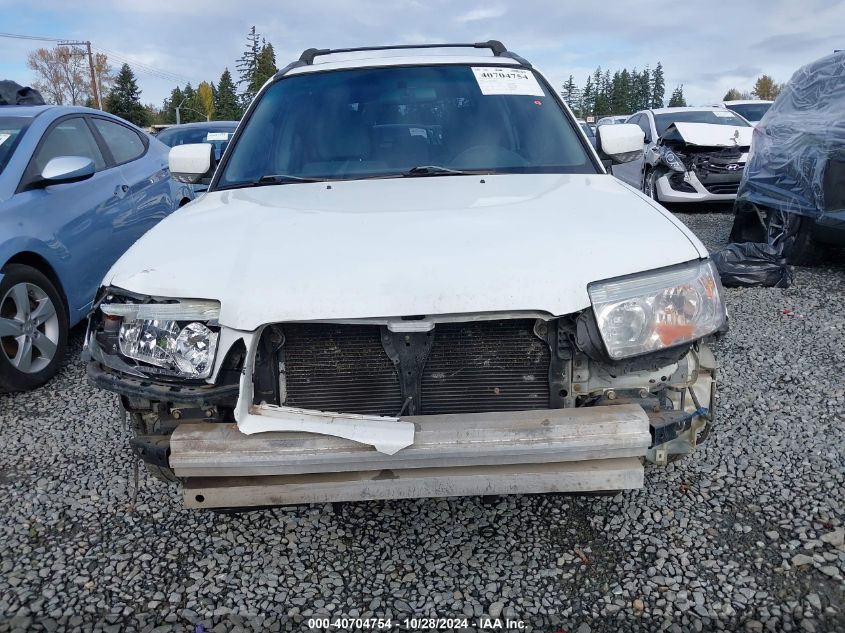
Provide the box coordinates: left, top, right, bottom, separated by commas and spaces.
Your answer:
0, 117, 30, 174
217, 64, 596, 188
157, 125, 237, 160
725, 103, 772, 122
654, 110, 749, 135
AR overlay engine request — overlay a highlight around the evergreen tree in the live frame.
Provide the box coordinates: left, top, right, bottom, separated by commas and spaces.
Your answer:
593, 68, 612, 117
249, 40, 277, 97
237, 26, 262, 105
590, 67, 606, 117
163, 86, 184, 124
179, 83, 204, 123
105, 63, 148, 126
214, 68, 242, 120
668, 85, 687, 107
561, 75, 580, 115
581, 75, 594, 119
650, 62, 665, 108
616, 69, 631, 114
634, 67, 651, 112
723, 88, 743, 101
237, 26, 261, 85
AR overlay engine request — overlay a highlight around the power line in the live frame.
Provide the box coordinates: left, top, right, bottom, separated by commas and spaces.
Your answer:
94, 47, 196, 85
1, 32, 197, 86
0, 31, 64, 42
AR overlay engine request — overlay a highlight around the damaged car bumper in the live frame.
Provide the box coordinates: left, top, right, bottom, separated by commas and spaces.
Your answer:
656, 169, 745, 203
87, 310, 718, 507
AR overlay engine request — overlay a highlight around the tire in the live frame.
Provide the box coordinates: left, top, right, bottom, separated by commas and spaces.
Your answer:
767, 210, 830, 266
0, 264, 68, 393
643, 168, 660, 202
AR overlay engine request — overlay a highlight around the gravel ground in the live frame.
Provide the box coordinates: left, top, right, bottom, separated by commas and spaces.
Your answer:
1, 211, 843, 633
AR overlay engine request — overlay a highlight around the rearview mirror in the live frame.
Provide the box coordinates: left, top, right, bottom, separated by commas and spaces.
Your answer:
39, 156, 95, 186
169, 143, 215, 184
596, 124, 645, 164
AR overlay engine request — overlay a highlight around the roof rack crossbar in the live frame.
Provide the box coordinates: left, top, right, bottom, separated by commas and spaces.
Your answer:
298, 40, 516, 65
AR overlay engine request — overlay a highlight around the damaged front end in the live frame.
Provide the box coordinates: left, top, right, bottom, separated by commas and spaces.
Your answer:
85, 260, 725, 506
651, 123, 750, 202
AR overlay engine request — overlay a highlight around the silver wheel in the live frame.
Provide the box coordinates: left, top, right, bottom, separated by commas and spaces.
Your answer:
0, 282, 60, 373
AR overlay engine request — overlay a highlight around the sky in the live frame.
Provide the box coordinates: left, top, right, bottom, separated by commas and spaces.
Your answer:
1, 0, 843, 109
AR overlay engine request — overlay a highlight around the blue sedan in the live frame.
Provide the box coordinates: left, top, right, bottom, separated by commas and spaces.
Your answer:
0, 105, 193, 392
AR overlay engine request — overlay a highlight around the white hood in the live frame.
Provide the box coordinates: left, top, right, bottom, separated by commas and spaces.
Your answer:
669, 122, 753, 148
106, 174, 706, 331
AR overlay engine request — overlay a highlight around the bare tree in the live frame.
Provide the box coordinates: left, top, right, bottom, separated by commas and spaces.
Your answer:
93, 52, 115, 107
26, 46, 110, 106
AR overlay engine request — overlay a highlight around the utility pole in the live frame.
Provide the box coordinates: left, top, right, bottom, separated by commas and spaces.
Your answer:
85, 42, 102, 110
58, 40, 102, 109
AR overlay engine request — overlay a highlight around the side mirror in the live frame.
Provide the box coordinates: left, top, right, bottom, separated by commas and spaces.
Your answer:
38, 156, 95, 186
169, 143, 215, 184
596, 124, 645, 164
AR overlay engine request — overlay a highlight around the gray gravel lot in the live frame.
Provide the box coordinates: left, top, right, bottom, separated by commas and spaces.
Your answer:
1, 211, 843, 633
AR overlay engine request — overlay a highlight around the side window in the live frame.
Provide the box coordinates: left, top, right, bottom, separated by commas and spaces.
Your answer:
31, 117, 106, 175
631, 115, 650, 140
91, 118, 146, 164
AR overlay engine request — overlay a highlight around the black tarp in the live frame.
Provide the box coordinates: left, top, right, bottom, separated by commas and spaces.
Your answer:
0, 80, 46, 106
712, 242, 792, 288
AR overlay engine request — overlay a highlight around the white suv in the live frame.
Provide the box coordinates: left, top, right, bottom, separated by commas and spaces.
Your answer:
85, 42, 725, 509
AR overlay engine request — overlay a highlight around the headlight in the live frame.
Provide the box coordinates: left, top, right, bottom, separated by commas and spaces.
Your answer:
588, 260, 725, 359
660, 147, 686, 172
102, 299, 220, 378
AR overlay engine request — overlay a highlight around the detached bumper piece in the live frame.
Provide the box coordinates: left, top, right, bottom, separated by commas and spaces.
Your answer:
169, 404, 652, 508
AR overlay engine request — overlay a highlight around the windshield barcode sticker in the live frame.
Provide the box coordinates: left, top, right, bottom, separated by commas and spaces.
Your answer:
713, 110, 735, 118
205, 132, 231, 141
471, 67, 544, 96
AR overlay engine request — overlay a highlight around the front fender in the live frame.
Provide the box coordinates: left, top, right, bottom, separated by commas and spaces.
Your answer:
0, 235, 65, 276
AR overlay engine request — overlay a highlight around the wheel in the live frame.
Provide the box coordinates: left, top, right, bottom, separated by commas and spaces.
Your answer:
766, 210, 829, 266
0, 264, 68, 393
643, 168, 660, 201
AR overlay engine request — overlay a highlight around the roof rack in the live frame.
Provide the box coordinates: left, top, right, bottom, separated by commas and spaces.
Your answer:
297, 40, 531, 67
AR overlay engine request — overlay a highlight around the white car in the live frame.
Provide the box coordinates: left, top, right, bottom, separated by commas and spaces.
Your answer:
720, 100, 773, 125
596, 115, 631, 126
613, 107, 753, 204
84, 42, 726, 509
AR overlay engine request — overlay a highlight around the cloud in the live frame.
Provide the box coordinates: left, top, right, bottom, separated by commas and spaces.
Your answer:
752, 32, 841, 54
454, 6, 507, 23
2, 0, 843, 108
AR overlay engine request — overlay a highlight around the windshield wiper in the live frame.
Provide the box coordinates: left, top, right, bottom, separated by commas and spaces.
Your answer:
402, 165, 473, 177
251, 174, 331, 186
